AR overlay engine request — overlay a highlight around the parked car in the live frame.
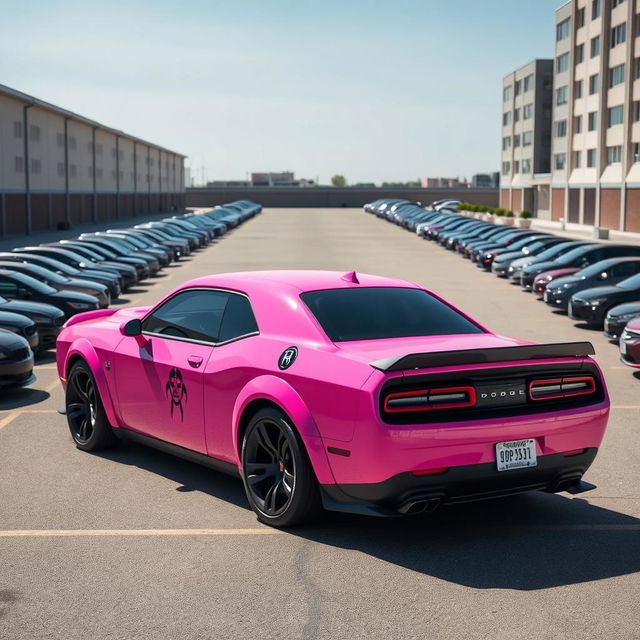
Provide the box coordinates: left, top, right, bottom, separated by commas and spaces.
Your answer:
619, 317, 640, 368
0, 310, 39, 351
56, 270, 609, 527
569, 273, 640, 328
508, 241, 593, 285
603, 302, 640, 341
491, 237, 566, 277
0, 330, 35, 390
78, 235, 160, 275
0, 295, 64, 350
544, 258, 640, 311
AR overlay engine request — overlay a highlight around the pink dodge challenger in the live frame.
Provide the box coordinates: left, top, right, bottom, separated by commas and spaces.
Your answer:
56, 270, 610, 527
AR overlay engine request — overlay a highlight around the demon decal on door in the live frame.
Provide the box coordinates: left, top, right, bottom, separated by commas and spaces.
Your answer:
166, 367, 187, 420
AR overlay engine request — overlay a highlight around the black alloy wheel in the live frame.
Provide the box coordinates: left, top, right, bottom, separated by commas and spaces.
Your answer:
66, 360, 116, 451
241, 407, 320, 527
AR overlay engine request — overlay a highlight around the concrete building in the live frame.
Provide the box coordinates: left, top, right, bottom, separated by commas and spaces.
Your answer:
0, 84, 186, 236
500, 59, 554, 215
472, 172, 500, 188
548, 0, 640, 232
421, 177, 468, 188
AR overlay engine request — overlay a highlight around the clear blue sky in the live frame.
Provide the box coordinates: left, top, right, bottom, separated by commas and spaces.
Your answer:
0, 0, 561, 185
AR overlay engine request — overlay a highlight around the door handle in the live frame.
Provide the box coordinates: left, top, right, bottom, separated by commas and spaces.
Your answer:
187, 355, 203, 368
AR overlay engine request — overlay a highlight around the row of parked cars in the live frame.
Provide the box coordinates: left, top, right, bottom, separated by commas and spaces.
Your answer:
364, 198, 640, 372
0, 200, 262, 390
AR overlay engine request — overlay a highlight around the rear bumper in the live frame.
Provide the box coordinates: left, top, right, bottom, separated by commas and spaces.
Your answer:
321, 449, 598, 517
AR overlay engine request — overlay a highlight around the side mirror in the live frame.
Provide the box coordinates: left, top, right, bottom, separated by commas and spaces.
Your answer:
599, 272, 608, 280
121, 318, 142, 336
17, 287, 31, 299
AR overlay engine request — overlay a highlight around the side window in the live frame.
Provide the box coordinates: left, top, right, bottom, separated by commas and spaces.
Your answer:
142, 289, 229, 342
611, 262, 633, 278
218, 293, 259, 342
0, 278, 19, 296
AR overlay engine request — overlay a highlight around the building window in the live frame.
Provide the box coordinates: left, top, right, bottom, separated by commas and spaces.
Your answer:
503, 112, 511, 126
502, 161, 511, 174
515, 79, 522, 96
611, 23, 626, 48
577, 7, 585, 27
634, 101, 640, 122
556, 53, 569, 74
633, 143, 640, 163
607, 145, 622, 164
574, 79, 583, 98
523, 103, 533, 119
591, 36, 600, 58
30, 158, 41, 174
556, 86, 568, 105
592, 0, 601, 19
555, 120, 567, 137
502, 136, 511, 151
575, 44, 584, 64
589, 74, 599, 95
56, 132, 64, 147
574, 151, 582, 168
57, 162, 64, 177
588, 111, 598, 131
609, 63, 625, 87
69, 136, 76, 150
14, 156, 24, 173
514, 134, 521, 147
70, 164, 77, 178
555, 153, 566, 170
557, 17, 571, 41
514, 161, 520, 174
29, 125, 41, 142
13, 121, 23, 138
514, 108, 520, 122
587, 149, 597, 167
523, 74, 534, 92
523, 131, 533, 146
608, 105, 624, 127
522, 159, 532, 173
574, 115, 583, 133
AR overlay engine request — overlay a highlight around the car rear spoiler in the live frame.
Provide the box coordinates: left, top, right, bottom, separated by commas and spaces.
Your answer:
370, 341, 595, 372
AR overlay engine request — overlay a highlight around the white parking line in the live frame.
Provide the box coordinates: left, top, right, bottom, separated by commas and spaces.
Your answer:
0, 528, 284, 538
0, 409, 59, 430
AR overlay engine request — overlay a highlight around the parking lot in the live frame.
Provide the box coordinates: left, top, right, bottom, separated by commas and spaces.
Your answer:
1, 207, 639, 640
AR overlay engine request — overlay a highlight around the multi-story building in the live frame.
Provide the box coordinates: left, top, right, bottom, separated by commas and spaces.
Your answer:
472, 172, 500, 188
549, 0, 640, 232
0, 83, 186, 236
500, 59, 554, 215
421, 177, 469, 188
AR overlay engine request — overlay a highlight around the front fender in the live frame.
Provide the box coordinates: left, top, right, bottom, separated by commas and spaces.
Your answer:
63, 338, 119, 428
232, 375, 336, 485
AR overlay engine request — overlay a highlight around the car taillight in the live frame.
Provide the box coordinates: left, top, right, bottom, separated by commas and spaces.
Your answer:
529, 376, 596, 401
384, 386, 476, 413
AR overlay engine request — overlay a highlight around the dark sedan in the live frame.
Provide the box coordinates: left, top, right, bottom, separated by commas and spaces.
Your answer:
508, 241, 594, 284
603, 302, 640, 340
0, 269, 100, 318
619, 317, 640, 368
0, 296, 64, 350
569, 273, 640, 328
544, 258, 640, 311
491, 236, 566, 277
0, 330, 35, 390
0, 310, 39, 351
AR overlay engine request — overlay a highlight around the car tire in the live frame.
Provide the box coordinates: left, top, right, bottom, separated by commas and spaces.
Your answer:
241, 407, 321, 528
65, 360, 117, 451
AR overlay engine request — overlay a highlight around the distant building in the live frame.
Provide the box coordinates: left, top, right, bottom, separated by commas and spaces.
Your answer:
472, 173, 500, 188
421, 177, 468, 189
0, 82, 186, 236
206, 180, 251, 188
251, 172, 295, 186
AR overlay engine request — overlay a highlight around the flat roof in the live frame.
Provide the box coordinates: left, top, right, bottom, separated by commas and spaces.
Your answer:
0, 83, 186, 158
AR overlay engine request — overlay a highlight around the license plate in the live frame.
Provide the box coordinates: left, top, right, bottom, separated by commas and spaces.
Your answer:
495, 439, 537, 472
544, 290, 550, 303
621, 342, 627, 355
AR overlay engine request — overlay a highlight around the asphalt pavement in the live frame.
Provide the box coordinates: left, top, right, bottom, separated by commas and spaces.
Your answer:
1, 208, 638, 640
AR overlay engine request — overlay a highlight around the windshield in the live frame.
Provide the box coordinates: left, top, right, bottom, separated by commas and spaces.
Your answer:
618, 274, 640, 290
578, 261, 616, 278
0, 262, 66, 284
507, 236, 540, 250
8, 271, 57, 294
535, 242, 579, 261
301, 287, 484, 342
555, 246, 594, 266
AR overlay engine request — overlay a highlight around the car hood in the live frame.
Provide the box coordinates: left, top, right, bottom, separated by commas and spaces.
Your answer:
0, 330, 29, 351
627, 317, 640, 332
548, 275, 581, 289
0, 299, 64, 318
510, 256, 535, 269
493, 250, 523, 264
607, 302, 640, 318
535, 268, 579, 281
66, 278, 107, 292
51, 290, 99, 304
573, 285, 623, 301
334, 333, 528, 368
0, 310, 32, 328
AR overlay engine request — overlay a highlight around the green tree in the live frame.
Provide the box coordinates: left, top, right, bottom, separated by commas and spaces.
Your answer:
331, 174, 347, 187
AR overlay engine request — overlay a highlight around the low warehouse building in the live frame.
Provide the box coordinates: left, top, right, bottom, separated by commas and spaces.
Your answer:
0, 83, 186, 236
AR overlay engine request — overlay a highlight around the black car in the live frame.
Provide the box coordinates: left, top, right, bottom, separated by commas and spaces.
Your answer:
476, 231, 546, 268
131, 227, 190, 256
64, 237, 150, 280
0, 260, 110, 307
508, 241, 594, 284
0, 269, 100, 318
105, 229, 180, 261
603, 302, 640, 340
0, 310, 39, 350
100, 232, 171, 266
0, 330, 35, 389
78, 234, 160, 275
491, 236, 566, 277
0, 295, 64, 350
520, 244, 640, 290
544, 257, 640, 311
569, 273, 640, 328
11, 248, 123, 296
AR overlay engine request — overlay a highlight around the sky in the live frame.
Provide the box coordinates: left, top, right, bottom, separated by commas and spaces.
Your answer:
0, 0, 561, 185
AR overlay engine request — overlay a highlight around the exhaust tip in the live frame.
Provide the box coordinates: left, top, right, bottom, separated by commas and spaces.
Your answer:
397, 496, 442, 515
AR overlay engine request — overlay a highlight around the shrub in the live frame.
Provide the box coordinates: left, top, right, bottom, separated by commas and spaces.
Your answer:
493, 207, 504, 216
505, 209, 514, 217
519, 210, 532, 219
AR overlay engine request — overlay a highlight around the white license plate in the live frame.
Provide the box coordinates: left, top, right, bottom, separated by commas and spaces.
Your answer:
543, 290, 550, 303
621, 342, 627, 355
495, 439, 537, 472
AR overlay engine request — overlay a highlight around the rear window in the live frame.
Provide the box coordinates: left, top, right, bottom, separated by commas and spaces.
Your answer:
301, 287, 484, 342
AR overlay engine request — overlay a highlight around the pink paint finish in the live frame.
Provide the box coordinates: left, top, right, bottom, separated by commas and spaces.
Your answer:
56, 270, 610, 511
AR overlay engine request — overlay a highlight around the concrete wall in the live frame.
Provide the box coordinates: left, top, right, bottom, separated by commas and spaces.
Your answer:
186, 187, 499, 209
